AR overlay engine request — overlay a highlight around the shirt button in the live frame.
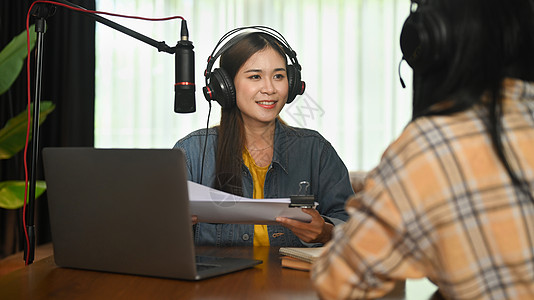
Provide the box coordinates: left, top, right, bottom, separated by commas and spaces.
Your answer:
242, 234, 250, 241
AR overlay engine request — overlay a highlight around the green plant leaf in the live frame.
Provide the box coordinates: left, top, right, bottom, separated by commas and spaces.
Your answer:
0, 24, 37, 95
0, 180, 47, 209
0, 101, 55, 160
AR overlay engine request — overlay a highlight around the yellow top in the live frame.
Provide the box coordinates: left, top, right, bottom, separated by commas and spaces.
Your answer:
242, 148, 270, 246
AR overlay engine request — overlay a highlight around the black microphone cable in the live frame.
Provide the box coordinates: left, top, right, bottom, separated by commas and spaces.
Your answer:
200, 101, 212, 185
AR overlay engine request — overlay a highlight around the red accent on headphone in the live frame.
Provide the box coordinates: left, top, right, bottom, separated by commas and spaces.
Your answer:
206, 86, 213, 99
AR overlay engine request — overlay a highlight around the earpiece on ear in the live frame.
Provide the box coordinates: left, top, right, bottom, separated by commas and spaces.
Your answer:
286, 65, 305, 104
204, 68, 236, 109
400, 2, 449, 73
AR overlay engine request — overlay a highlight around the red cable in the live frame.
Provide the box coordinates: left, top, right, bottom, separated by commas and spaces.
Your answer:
23, 0, 185, 265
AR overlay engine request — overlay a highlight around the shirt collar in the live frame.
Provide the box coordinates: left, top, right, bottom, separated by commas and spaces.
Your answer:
502, 78, 534, 101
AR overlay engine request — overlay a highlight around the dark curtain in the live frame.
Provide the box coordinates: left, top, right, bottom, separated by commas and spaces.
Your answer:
0, 0, 95, 259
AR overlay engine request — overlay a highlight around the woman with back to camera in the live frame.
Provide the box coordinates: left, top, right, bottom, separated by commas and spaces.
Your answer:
174, 27, 353, 247
312, 0, 534, 299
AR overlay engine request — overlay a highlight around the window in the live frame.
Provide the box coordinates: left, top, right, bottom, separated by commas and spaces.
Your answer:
95, 0, 413, 171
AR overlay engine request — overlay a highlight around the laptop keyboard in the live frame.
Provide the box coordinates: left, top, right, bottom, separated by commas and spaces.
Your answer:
196, 263, 218, 271
195, 255, 222, 271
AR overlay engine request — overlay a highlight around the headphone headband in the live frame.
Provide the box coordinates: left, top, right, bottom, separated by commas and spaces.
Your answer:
204, 26, 301, 85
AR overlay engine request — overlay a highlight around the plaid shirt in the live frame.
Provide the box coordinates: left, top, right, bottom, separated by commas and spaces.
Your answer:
312, 79, 534, 300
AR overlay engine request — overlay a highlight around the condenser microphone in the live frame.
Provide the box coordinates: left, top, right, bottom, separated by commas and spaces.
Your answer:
174, 19, 196, 113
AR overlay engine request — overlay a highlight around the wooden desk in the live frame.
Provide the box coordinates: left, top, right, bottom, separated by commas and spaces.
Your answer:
0, 245, 440, 299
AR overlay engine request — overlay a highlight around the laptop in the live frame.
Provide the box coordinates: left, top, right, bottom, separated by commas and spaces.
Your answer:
42, 147, 262, 280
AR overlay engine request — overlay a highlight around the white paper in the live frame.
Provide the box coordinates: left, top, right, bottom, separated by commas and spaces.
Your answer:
187, 181, 314, 225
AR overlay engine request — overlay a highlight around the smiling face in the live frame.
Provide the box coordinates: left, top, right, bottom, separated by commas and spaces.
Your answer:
234, 47, 289, 128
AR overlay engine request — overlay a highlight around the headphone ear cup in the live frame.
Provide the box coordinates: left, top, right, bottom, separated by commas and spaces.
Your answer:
206, 68, 236, 109
400, 13, 423, 68
400, 6, 449, 72
286, 65, 304, 104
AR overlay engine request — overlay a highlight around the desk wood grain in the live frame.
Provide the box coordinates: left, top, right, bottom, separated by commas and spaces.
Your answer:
0, 243, 53, 277
0, 245, 439, 300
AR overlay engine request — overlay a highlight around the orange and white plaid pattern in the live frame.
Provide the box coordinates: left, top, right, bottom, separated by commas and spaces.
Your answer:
312, 79, 534, 299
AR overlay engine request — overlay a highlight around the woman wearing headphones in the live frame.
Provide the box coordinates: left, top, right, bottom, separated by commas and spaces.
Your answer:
312, 0, 534, 299
174, 28, 353, 247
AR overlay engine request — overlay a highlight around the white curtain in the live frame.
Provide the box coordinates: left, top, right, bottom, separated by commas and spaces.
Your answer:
94, 0, 413, 172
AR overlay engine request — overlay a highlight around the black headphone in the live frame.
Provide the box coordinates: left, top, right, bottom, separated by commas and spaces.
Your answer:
400, 0, 450, 73
202, 26, 306, 109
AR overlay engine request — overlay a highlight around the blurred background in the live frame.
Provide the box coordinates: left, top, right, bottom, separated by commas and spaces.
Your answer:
94, 0, 413, 172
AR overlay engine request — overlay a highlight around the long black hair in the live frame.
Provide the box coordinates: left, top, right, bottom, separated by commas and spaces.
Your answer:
412, 0, 534, 201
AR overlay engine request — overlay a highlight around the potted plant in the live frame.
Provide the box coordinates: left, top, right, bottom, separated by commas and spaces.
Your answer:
0, 25, 55, 210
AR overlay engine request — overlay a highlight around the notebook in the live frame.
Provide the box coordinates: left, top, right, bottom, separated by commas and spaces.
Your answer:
279, 247, 324, 271
42, 147, 262, 280
279, 247, 325, 263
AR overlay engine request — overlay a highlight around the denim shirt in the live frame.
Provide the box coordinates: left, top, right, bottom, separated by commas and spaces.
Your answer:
174, 119, 353, 247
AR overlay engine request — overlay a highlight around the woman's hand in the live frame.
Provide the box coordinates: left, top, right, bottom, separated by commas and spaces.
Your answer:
191, 215, 198, 225
276, 208, 334, 244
